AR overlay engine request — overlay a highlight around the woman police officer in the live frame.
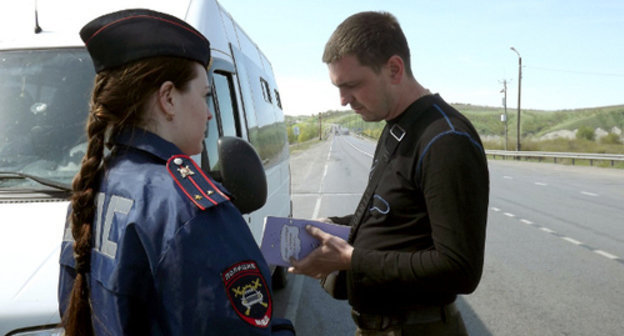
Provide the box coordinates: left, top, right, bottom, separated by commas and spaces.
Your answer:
58, 9, 294, 336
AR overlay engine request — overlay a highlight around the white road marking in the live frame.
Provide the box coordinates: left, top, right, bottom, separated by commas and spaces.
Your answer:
291, 193, 320, 198
312, 198, 322, 219
562, 237, 582, 245
495, 206, 622, 265
293, 192, 361, 197
344, 137, 373, 158
540, 227, 556, 234
288, 137, 332, 325
594, 250, 619, 260
534, 182, 548, 186
322, 164, 329, 179
313, 140, 332, 219
581, 191, 599, 197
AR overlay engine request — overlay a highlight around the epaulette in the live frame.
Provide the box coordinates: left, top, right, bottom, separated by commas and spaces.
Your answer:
166, 155, 230, 210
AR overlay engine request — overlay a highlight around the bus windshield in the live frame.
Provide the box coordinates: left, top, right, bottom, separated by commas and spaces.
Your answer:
0, 48, 93, 189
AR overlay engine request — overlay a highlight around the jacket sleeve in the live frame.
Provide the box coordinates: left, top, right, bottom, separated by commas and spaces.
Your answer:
271, 318, 296, 335
328, 214, 354, 226
58, 240, 76, 318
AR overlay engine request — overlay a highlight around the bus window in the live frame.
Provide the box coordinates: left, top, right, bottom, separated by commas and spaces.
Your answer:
260, 78, 272, 103
274, 89, 282, 110
213, 72, 239, 137
204, 83, 220, 172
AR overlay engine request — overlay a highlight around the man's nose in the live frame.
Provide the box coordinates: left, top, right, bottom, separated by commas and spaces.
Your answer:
339, 88, 351, 106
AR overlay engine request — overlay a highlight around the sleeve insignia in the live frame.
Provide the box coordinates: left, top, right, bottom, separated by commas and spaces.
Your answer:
166, 155, 230, 210
221, 261, 272, 328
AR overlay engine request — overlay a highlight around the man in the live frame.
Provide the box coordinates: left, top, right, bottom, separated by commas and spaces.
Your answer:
289, 11, 489, 336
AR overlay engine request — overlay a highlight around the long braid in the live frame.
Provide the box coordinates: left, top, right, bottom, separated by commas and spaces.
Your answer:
62, 75, 111, 336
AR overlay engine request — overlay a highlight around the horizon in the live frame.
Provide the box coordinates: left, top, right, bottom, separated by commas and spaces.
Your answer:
284, 101, 624, 118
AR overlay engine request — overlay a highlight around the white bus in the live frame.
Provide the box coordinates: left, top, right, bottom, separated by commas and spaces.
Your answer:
0, 1, 291, 335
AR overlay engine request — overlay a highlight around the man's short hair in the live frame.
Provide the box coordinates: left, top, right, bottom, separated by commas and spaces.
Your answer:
322, 11, 413, 77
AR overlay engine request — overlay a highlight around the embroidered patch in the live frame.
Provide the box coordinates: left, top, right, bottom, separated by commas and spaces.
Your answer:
222, 261, 272, 328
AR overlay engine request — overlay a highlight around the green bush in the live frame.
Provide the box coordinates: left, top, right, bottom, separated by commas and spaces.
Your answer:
576, 126, 595, 141
287, 126, 297, 144
297, 123, 319, 143
601, 132, 622, 145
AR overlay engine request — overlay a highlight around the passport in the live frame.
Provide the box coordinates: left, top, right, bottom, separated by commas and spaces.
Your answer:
260, 216, 351, 267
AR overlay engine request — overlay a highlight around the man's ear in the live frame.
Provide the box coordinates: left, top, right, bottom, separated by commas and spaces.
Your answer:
386, 55, 404, 84
157, 81, 176, 118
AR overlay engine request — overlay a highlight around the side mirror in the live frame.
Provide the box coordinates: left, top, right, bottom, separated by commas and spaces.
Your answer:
217, 136, 267, 214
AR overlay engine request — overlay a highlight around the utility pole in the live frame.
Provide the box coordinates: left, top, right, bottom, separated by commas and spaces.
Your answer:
499, 80, 509, 151
319, 112, 322, 140
510, 47, 522, 151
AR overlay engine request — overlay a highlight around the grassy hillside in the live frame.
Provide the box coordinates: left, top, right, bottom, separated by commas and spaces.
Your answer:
286, 104, 624, 154
456, 104, 624, 139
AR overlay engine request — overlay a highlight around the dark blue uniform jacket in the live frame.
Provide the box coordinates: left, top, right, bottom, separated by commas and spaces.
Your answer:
59, 129, 293, 335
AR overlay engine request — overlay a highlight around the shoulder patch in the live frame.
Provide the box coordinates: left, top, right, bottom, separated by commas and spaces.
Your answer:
222, 261, 272, 328
166, 155, 230, 210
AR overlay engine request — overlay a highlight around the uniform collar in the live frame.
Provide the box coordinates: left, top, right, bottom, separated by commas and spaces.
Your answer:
113, 127, 182, 162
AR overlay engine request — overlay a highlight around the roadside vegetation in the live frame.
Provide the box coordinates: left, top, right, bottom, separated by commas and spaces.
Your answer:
285, 104, 624, 167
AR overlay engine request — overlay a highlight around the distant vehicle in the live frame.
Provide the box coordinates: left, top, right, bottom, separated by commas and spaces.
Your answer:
0, 1, 291, 335
334, 126, 349, 136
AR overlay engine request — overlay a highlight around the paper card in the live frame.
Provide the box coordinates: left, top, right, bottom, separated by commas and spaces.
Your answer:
260, 216, 351, 267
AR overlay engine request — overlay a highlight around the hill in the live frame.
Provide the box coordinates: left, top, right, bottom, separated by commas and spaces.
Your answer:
454, 103, 624, 140
285, 104, 624, 154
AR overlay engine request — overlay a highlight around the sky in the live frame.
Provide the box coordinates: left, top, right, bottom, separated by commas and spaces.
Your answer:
1, 1, 622, 117
217, 0, 624, 116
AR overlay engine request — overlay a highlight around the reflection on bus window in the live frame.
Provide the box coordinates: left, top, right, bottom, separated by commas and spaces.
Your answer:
204, 85, 220, 172
0, 49, 93, 188
213, 72, 239, 137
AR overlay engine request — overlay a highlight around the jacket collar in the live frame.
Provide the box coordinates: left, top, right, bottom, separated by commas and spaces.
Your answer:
387, 93, 439, 125
113, 127, 182, 162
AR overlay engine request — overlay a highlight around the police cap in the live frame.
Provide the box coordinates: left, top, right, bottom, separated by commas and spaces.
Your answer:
80, 8, 211, 73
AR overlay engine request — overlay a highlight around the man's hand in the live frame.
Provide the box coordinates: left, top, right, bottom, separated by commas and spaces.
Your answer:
288, 225, 353, 279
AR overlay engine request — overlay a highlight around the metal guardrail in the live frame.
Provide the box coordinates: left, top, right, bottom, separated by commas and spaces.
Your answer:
485, 150, 624, 167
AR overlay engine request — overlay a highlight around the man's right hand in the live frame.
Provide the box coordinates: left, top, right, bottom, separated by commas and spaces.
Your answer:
288, 225, 353, 279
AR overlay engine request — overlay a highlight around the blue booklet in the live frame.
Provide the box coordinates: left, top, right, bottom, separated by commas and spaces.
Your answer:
260, 216, 351, 267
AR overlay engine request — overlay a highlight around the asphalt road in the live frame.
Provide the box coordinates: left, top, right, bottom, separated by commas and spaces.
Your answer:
273, 133, 624, 336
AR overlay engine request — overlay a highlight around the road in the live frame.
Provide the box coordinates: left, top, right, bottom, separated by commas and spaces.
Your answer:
273, 133, 624, 335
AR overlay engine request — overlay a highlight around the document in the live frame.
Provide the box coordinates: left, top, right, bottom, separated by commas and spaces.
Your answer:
260, 216, 351, 267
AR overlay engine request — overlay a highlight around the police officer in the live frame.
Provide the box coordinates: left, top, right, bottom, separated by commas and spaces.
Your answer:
58, 9, 294, 336
289, 11, 489, 336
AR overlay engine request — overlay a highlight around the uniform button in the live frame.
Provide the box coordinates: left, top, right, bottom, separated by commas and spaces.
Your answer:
174, 158, 183, 165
